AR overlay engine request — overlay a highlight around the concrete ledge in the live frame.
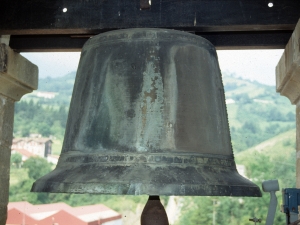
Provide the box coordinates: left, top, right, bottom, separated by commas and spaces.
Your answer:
0, 96, 14, 147
0, 44, 38, 101
276, 19, 300, 104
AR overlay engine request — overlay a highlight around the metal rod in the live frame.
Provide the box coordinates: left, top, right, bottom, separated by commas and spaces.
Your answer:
141, 196, 169, 225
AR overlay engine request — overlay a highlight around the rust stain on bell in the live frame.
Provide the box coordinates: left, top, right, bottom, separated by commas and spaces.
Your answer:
31, 29, 262, 197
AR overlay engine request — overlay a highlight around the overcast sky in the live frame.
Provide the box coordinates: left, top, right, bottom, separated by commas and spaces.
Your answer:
22, 49, 284, 86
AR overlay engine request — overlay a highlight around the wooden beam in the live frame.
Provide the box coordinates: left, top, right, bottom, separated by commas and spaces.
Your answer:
200, 31, 292, 50
9, 35, 88, 52
9, 31, 293, 52
0, 0, 300, 35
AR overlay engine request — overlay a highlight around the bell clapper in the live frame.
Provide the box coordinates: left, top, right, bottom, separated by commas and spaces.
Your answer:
141, 196, 169, 225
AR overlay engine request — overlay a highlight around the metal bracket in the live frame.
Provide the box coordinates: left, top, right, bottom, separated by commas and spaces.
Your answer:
281, 188, 300, 224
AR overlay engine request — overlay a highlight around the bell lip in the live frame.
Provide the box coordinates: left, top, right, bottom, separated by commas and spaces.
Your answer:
31, 153, 262, 197
31, 165, 262, 197
31, 179, 262, 197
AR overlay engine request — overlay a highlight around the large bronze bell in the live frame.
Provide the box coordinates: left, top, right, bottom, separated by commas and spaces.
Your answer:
32, 29, 261, 197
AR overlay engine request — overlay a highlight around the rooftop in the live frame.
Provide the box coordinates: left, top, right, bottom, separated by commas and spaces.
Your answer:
7, 201, 122, 225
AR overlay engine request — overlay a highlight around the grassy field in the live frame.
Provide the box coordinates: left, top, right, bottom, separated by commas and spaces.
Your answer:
223, 75, 267, 98
226, 104, 242, 128
52, 139, 63, 155
10, 168, 29, 185
236, 129, 296, 158
236, 129, 296, 189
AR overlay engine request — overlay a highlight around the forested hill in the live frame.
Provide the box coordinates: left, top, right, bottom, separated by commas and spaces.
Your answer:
15, 71, 296, 153
13, 72, 76, 139
38, 71, 76, 95
222, 72, 295, 152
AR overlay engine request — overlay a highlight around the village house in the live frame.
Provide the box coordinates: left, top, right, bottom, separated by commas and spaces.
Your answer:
46, 154, 60, 164
10, 149, 35, 162
36, 91, 57, 99
11, 138, 53, 159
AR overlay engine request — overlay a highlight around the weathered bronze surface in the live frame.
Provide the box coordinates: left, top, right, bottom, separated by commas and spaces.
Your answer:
32, 28, 261, 197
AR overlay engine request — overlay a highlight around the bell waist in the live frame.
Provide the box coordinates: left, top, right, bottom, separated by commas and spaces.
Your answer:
57, 151, 235, 168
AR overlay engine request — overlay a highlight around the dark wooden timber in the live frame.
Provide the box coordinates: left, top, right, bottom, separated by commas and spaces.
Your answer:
10, 31, 292, 52
9, 30, 293, 52
0, 0, 299, 35
199, 30, 293, 50
9, 35, 89, 52
1, 0, 300, 50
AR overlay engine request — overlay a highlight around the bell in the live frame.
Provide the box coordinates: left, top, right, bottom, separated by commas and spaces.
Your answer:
31, 28, 261, 197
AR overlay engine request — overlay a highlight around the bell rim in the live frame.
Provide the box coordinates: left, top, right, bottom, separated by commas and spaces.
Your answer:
31, 152, 262, 197
31, 179, 262, 197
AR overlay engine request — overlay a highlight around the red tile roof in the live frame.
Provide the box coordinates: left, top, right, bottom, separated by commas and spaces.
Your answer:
12, 138, 52, 144
11, 149, 35, 158
7, 201, 122, 225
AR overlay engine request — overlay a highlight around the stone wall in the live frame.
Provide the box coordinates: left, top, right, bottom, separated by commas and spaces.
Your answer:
0, 43, 38, 225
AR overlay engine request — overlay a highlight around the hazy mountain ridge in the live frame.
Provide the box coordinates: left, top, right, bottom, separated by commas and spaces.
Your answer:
38, 71, 76, 93
221, 72, 295, 152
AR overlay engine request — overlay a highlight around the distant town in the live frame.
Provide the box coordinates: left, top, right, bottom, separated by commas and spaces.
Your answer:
11, 134, 59, 165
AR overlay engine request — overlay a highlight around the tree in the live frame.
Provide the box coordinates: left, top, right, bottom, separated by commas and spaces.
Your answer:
14, 100, 67, 138
9, 179, 50, 204
176, 197, 213, 225
267, 108, 283, 121
242, 121, 261, 134
38, 122, 51, 137
11, 153, 22, 168
234, 93, 252, 104
286, 112, 295, 121
21, 125, 30, 137
23, 157, 52, 180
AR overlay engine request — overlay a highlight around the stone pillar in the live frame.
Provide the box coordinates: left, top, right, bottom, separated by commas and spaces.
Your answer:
276, 19, 300, 187
0, 44, 38, 225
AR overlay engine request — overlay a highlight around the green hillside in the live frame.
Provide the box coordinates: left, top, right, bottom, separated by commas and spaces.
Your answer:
22, 71, 76, 107
177, 130, 296, 225
222, 72, 295, 152
236, 129, 295, 159
236, 129, 296, 189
